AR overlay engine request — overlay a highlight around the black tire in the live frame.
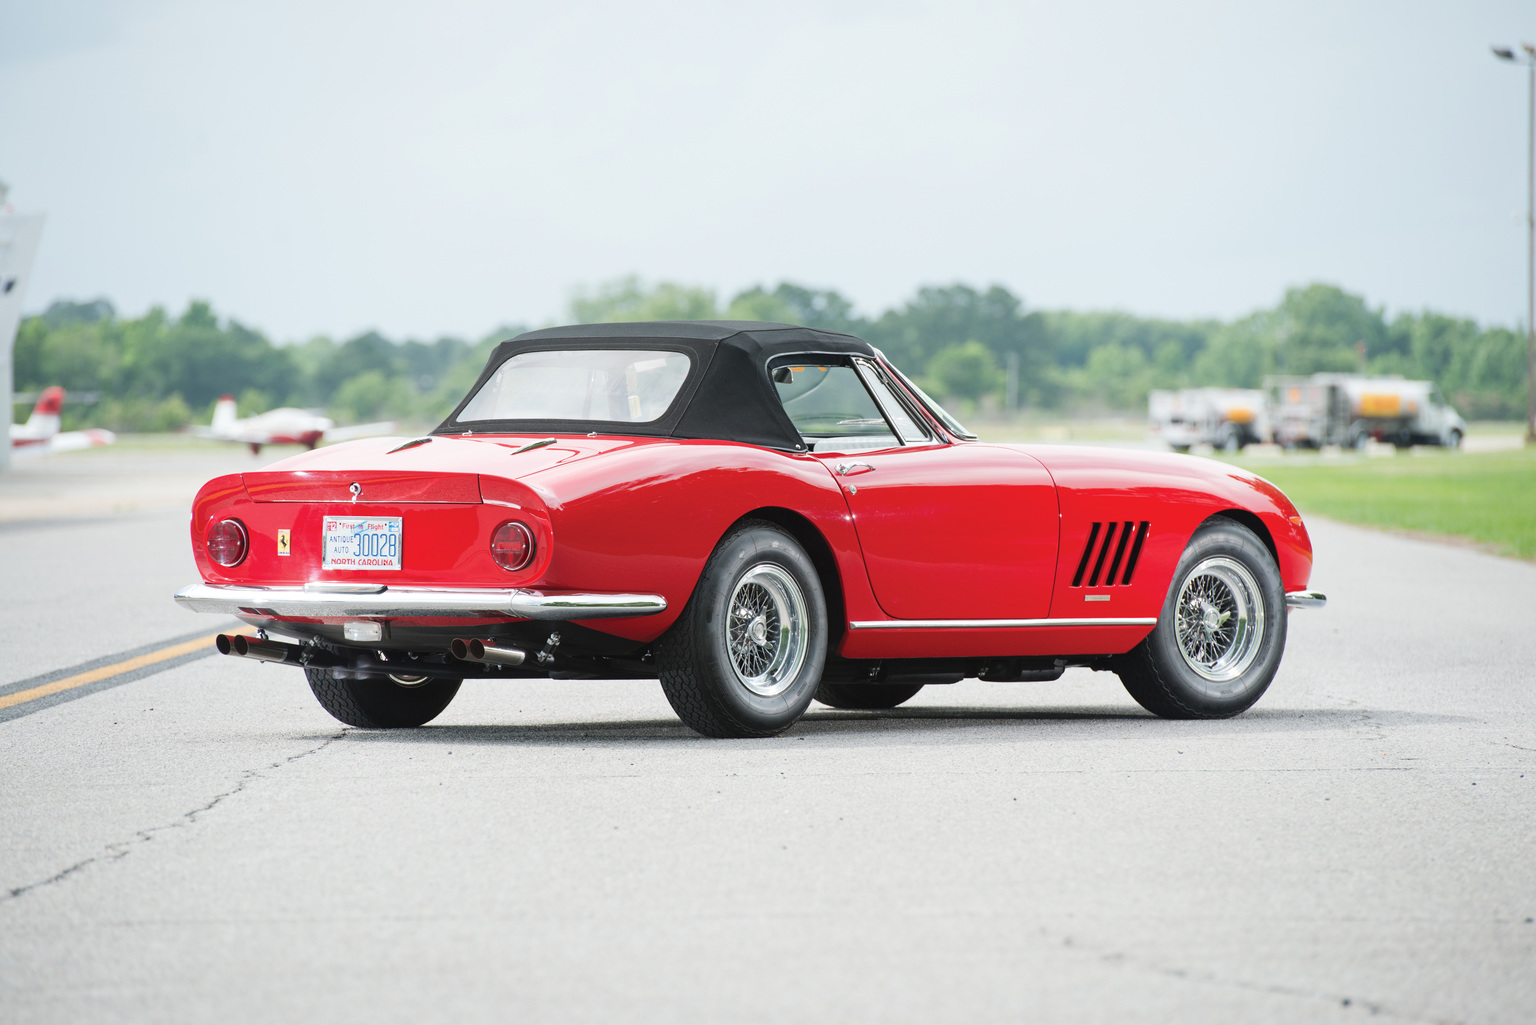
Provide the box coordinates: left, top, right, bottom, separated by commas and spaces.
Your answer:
657, 521, 828, 738
305, 667, 461, 728
1217, 426, 1242, 454
1447, 429, 1463, 449
1170, 444, 1191, 454
1114, 518, 1286, 719
815, 682, 924, 710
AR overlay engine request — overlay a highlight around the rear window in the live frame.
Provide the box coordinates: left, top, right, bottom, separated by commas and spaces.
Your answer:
458, 349, 692, 423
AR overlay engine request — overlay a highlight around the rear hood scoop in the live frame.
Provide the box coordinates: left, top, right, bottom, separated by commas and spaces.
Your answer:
243, 470, 482, 504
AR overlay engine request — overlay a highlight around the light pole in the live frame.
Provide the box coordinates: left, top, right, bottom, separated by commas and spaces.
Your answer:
1492, 43, 1536, 444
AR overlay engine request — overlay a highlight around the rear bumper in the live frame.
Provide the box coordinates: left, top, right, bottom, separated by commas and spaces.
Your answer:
1285, 590, 1327, 610
174, 583, 667, 620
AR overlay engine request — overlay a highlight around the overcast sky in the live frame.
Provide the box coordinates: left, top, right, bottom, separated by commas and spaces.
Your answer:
2, 0, 1533, 342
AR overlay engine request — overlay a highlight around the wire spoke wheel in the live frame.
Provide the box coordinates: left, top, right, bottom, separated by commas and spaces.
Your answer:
1173, 555, 1265, 689
725, 563, 808, 698
657, 521, 828, 737
1115, 519, 1285, 719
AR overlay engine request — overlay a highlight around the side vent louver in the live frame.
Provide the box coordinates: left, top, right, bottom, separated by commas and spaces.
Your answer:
1071, 521, 1150, 586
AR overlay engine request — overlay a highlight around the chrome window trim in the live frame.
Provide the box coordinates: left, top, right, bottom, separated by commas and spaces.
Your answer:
852, 357, 934, 444
848, 617, 1158, 630
175, 583, 667, 620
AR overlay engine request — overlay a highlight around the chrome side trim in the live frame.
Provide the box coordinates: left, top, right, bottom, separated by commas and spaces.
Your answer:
174, 583, 666, 620
1285, 591, 1327, 610
847, 617, 1157, 630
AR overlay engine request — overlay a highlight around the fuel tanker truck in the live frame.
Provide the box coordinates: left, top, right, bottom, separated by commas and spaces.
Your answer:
1264, 374, 1465, 450
1147, 388, 1270, 453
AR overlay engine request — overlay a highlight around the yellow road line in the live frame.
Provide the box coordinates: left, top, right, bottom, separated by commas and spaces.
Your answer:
0, 630, 249, 711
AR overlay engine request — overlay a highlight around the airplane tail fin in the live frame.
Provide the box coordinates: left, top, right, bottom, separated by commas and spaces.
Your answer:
22, 386, 65, 440
210, 395, 239, 431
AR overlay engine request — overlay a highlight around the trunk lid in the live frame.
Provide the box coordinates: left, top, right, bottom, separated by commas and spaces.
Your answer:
243, 470, 482, 504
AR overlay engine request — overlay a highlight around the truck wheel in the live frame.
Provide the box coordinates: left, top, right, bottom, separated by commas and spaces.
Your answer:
1349, 425, 1370, 451
815, 682, 924, 709
1114, 518, 1286, 719
305, 667, 461, 728
1217, 426, 1242, 454
658, 521, 828, 738
1447, 429, 1463, 449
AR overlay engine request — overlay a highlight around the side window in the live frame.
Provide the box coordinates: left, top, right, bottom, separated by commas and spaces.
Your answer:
772, 362, 900, 454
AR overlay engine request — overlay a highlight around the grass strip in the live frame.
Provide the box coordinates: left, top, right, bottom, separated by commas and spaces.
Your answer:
1236, 448, 1536, 561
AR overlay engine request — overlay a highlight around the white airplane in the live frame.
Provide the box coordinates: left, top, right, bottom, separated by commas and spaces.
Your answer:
10, 386, 116, 457
193, 395, 396, 455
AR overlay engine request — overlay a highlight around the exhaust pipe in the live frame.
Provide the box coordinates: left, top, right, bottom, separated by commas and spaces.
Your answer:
450, 638, 527, 667
216, 632, 305, 665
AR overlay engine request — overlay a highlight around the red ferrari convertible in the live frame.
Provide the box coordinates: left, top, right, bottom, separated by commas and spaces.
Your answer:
175, 321, 1325, 737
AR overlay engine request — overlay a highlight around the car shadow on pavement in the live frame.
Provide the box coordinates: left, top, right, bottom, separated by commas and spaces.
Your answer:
335, 705, 1470, 747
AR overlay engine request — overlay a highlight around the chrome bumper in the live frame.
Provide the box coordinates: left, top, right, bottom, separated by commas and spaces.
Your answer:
174, 583, 667, 620
1285, 591, 1327, 610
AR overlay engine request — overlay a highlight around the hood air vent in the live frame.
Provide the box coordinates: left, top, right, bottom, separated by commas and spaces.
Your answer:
1071, 521, 1150, 587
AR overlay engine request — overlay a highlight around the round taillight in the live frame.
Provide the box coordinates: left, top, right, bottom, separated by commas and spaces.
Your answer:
206, 518, 249, 567
491, 521, 535, 571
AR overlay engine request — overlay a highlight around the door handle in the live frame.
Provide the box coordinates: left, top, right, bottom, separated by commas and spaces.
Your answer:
835, 462, 876, 476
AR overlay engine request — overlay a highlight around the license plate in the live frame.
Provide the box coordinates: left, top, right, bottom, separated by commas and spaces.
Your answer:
322, 516, 403, 571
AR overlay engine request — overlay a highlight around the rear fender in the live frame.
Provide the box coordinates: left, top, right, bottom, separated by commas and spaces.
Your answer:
737, 506, 852, 650
523, 440, 876, 644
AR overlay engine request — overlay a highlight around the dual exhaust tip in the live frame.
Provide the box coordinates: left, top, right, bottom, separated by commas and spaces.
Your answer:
216, 632, 526, 668
450, 638, 526, 666
216, 632, 302, 665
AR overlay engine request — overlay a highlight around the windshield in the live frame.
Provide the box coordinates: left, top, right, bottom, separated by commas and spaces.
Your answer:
458, 349, 692, 423
881, 358, 976, 439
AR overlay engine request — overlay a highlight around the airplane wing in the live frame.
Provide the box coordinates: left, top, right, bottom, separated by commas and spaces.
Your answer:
192, 425, 268, 443
324, 421, 398, 443
46, 429, 116, 453
11, 429, 116, 458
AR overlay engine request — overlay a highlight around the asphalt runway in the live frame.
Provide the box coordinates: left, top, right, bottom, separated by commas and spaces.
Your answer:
1, 456, 1533, 1024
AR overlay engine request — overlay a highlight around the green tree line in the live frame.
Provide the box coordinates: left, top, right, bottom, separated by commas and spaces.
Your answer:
562, 276, 1528, 419
12, 279, 1529, 432
11, 300, 513, 431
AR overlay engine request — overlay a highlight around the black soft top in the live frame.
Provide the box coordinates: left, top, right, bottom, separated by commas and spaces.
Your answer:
435, 321, 877, 451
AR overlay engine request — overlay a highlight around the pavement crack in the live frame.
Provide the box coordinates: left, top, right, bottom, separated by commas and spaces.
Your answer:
2, 731, 346, 903
1043, 925, 1454, 1023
